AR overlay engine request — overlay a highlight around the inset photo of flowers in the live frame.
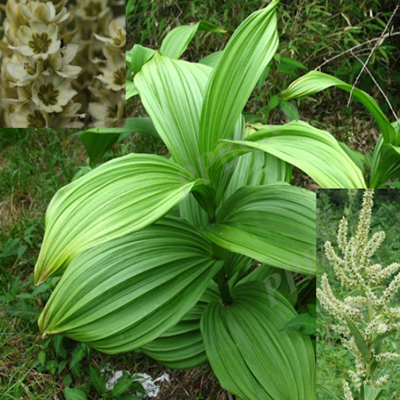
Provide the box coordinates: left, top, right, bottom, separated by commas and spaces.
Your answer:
317, 189, 400, 400
0, 0, 125, 128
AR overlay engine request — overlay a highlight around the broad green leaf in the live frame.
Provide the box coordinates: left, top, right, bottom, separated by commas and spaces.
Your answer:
282, 71, 396, 144
126, 80, 138, 100
135, 55, 211, 177
220, 121, 366, 188
38, 218, 223, 353
202, 184, 316, 275
76, 128, 134, 166
129, 45, 156, 74
201, 282, 315, 400
241, 265, 298, 306
199, 0, 279, 155
141, 283, 220, 369
160, 21, 225, 60
179, 193, 209, 229
65, 387, 87, 400
370, 136, 400, 187
124, 117, 159, 139
283, 313, 316, 335
222, 151, 291, 203
339, 142, 366, 175
213, 114, 247, 205
199, 51, 224, 68
363, 383, 386, 400
34, 153, 201, 284
345, 317, 371, 362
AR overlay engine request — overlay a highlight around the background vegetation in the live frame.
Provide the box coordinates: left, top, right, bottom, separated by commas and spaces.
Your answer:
127, 0, 400, 171
317, 189, 400, 399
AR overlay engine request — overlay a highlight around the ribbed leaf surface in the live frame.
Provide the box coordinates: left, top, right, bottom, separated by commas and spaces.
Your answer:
370, 137, 400, 187
221, 120, 366, 188
282, 71, 396, 144
199, 0, 279, 155
39, 218, 223, 353
135, 55, 211, 176
201, 282, 315, 400
141, 283, 220, 369
222, 151, 291, 202
202, 184, 316, 274
160, 21, 225, 60
34, 154, 200, 284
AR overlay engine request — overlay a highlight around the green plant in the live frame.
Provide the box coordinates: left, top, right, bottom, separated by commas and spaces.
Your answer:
317, 189, 400, 400
281, 71, 400, 188
33, 2, 318, 399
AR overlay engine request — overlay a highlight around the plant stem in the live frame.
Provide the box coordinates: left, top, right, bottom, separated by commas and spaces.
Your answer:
219, 281, 233, 306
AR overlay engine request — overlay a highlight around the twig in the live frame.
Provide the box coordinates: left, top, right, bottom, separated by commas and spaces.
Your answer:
315, 31, 400, 70
347, 6, 399, 106
350, 50, 399, 123
227, 392, 234, 400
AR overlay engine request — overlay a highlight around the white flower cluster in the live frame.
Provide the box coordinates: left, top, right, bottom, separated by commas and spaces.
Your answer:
317, 189, 400, 398
342, 380, 354, 400
0, 0, 125, 128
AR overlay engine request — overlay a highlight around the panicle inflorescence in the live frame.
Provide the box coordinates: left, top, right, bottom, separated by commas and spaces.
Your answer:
317, 189, 400, 399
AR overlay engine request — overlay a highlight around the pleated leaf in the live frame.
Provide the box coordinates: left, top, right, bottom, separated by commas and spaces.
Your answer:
201, 282, 315, 400
222, 151, 291, 203
141, 282, 220, 369
124, 117, 160, 139
34, 154, 201, 284
370, 136, 400, 187
199, 0, 279, 155
129, 44, 156, 74
202, 184, 316, 274
126, 80, 138, 100
282, 71, 396, 144
135, 55, 211, 177
220, 120, 366, 188
76, 128, 136, 166
160, 21, 225, 60
38, 218, 223, 353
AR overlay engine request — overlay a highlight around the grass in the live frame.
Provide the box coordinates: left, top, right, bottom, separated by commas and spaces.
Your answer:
316, 189, 400, 399
0, 130, 229, 399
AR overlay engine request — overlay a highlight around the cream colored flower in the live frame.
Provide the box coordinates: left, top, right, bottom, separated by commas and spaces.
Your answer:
75, 0, 110, 21
48, 101, 85, 128
47, 44, 82, 79
20, 2, 70, 24
88, 91, 124, 127
9, 101, 49, 128
96, 51, 125, 91
94, 20, 126, 48
10, 21, 60, 59
32, 70, 77, 112
6, 55, 44, 87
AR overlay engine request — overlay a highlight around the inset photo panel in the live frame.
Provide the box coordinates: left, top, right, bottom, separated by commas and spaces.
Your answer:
317, 189, 400, 400
0, 0, 125, 128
